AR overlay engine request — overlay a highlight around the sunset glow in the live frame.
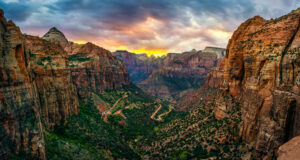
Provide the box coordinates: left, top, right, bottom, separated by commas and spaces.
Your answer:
130, 48, 167, 57
74, 41, 87, 45
2, 0, 298, 56
116, 46, 167, 57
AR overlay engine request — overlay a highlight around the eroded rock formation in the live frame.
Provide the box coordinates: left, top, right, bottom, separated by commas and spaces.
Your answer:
0, 10, 129, 159
25, 35, 79, 129
68, 43, 130, 98
43, 28, 130, 98
217, 9, 300, 159
0, 9, 46, 159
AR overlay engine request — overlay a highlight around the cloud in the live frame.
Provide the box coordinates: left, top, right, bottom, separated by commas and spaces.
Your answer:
0, 0, 298, 53
0, 0, 34, 22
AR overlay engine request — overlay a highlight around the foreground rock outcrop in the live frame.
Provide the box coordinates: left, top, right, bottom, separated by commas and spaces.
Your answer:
277, 136, 300, 160
222, 9, 300, 159
195, 8, 300, 159
0, 10, 130, 159
0, 9, 46, 159
176, 8, 300, 159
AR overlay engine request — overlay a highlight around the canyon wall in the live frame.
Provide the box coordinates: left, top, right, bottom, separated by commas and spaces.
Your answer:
25, 35, 79, 129
215, 9, 300, 159
43, 28, 130, 98
0, 10, 46, 159
0, 10, 130, 159
68, 43, 130, 98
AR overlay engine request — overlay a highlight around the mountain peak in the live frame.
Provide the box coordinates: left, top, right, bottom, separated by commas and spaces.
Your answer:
43, 27, 67, 40
43, 27, 69, 49
49, 27, 60, 32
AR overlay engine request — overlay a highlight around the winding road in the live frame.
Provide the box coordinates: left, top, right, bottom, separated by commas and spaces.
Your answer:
151, 104, 172, 121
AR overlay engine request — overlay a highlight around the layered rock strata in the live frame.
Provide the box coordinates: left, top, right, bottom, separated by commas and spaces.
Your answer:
217, 9, 300, 159
0, 10, 46, 159
43, 29, 130, 98
25, 35, 79, 129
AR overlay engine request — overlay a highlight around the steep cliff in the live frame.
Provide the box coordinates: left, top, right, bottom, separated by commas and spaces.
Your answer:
204, 58, 225, 88
25, 35, 79, 129
43, 29, 130, 98
68, 43, 130, 98
0, 10, 46, 159
139, 50, 222, 99
174, 8, 300, 159
218, 9, 300, 159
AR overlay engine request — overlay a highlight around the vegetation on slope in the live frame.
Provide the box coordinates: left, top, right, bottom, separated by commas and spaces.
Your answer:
43, 84, 247, 159
44, 84, 187, 159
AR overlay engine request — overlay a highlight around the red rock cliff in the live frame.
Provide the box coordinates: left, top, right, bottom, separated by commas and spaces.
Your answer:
43, 28, 130, 98
219, 8, 300, 159
69, 43, 130, 98
25, 35, 79, 129
0, 10, 46, 159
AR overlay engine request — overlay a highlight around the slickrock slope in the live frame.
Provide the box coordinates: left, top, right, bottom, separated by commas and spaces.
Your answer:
277, 135, 300, 160
43, 29, 130, 98
0, 10, 46, 159
218, 9, 300, 159
69, 43, 130, 98
25, 35, 79, 129
139, 50, 222, 99
113, 50, 165, 84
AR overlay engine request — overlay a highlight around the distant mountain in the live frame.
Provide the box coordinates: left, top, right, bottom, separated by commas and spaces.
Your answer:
113, 48, 224, 99
139, 49, 224, 99
112, 50, 166, 84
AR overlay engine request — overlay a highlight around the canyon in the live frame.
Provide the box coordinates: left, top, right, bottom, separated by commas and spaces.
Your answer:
114, 47, 225, 99
0, 6, 300, 160
0, 9, 129, 159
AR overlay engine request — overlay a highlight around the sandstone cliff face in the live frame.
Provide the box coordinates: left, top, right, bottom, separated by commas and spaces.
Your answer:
218, 9, 300, 159
25, 35, 79, 129
69, 43, 130, 98
113, 50, 165, 84
139, 51, 222, 98
0, 10, 46, 159
42, 28, 130, 98
204, 58, 225, 88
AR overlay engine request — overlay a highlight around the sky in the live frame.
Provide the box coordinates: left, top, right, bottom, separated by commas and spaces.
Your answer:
1, 0, 299, 56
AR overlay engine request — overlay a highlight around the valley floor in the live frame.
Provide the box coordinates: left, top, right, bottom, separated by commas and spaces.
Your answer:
31, 84, 249, 160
